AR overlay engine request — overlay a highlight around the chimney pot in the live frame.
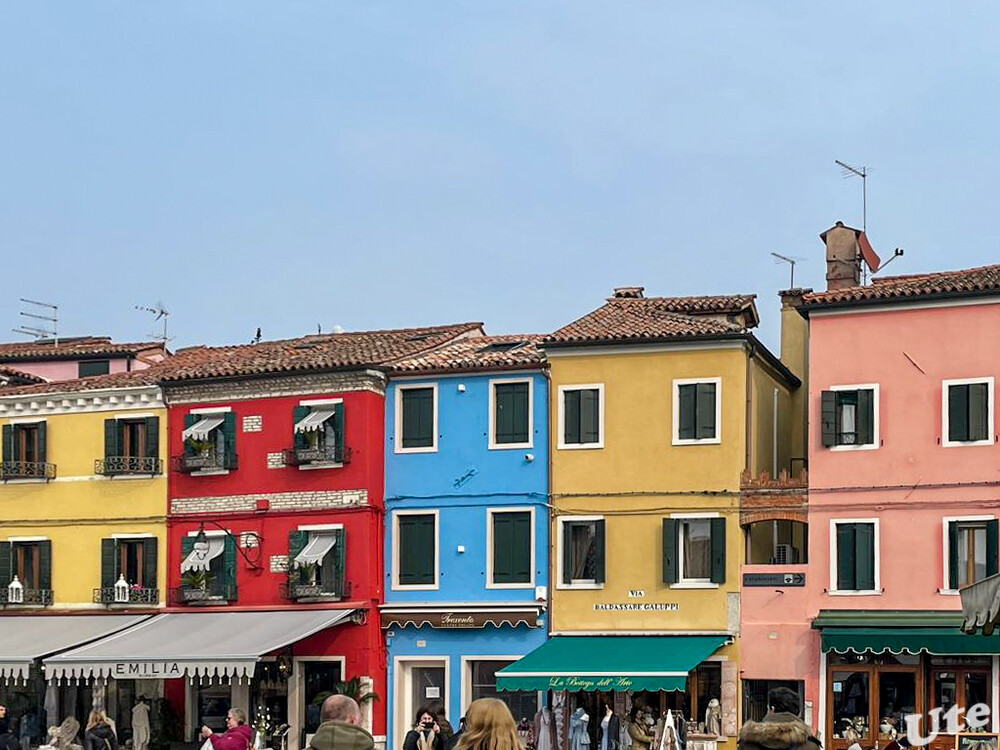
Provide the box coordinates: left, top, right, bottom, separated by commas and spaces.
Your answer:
613, 286, 645, 299
821, 222, 861, 291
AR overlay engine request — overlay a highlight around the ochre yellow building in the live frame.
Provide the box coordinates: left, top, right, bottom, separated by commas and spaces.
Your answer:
500, 289, 801, 748
0, 374, 167, 608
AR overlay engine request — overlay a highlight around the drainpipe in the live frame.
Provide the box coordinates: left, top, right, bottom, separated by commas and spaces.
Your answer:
745, 341, 755, 475
543, 368, 554, 638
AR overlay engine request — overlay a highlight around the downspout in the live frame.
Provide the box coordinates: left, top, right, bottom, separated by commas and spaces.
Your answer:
745, 342, 754, 475
543, 367, 554, 639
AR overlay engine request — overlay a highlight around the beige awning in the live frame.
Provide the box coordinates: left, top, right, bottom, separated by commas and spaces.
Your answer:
961, 574, 1000, 634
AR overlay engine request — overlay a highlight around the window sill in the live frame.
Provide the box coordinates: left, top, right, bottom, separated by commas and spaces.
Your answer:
829, 443, 879, 452
486, 582, 535, 590
394, 446, 438, 455
392, 583, 440, 592
943, 439, 996, 448
191, 469, 230, 477
488, 442, 534, 451
672, 438, 722, 446
828, 589, 883, 596
297, 462, 344, 471
670, 582, 720, 589
1, 478, 48, 485
557, 443, 604, 451
555, 582, 604, 590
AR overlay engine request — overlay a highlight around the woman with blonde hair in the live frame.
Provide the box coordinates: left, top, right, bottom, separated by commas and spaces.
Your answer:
454, 699, 521, 750
84, 711, 118, 750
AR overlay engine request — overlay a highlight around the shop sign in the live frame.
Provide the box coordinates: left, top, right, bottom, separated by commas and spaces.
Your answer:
742, 572, 805, 587
593, 603, 679, 612
112, 662, 183, 678
380, 610, 538, 628
546, 676, 636, 690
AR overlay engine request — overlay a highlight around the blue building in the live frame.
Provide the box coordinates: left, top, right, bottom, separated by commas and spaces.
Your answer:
382, 334, 549, 749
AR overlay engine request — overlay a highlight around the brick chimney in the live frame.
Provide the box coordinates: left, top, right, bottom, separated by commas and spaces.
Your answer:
820, 221, 862, 290
612, 286, 645, 299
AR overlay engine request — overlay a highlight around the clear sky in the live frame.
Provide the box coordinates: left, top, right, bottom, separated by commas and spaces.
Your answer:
2, 3, 998, 353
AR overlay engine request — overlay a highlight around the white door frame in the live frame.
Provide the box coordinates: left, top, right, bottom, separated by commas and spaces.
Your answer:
393, 656, 450, 750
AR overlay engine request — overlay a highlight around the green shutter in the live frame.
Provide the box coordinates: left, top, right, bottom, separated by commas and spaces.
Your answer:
183, 414, 199, 455
222, 535, 238, 599
37, 421, 47, 463
493, 512, 531, 584
144, 417, 160, 460
855, 523, 876, 591
969, 382, 990, 442
332, 403, 345, 462
398, 514, 435, 585
562, 522, 573, 584
821, 391, 837, 447
679, 384, 696, 440
1, 424, 11, 463
837, 524, 857, 590
695, 383, 717, 440
495, 383, 529, 445
332, 528, 347, 596
223, 412, 237, 462
104, 419, 119, 461
101, 538, 118, 589
38, 540, 52, 591
710, 517, 726, 583
293, 406, 310, 451
594, 519, 606, 584
950, 384, 969, 442
511, 512, 532, 583
662, 519, 678, 584
581, 389, 600, 444
0, 542, 10, 586
288, 530, 308, 582
988, 520, 999, 578
143, 537, 158, 591
948, 522, 960, 590
857, 389, 875, 446
402, 389, 434, 448
564, 391, 581, 444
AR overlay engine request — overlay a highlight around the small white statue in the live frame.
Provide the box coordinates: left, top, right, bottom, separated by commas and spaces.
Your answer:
705, 699, 722, 737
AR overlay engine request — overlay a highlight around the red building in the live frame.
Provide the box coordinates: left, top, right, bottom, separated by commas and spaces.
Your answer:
129, 325, 476, 750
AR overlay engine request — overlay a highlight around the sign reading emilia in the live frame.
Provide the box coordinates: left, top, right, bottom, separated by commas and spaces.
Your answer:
113, 662, 184, 678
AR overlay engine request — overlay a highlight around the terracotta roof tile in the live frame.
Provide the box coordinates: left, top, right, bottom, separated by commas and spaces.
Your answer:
545, 294, 757, 346
158, 323, 484, 382
388, 335, 546, 375
0, 368, 162, 397
0, 337, 166, 361
802, 264, 1000, 308
0, 366, 45, 385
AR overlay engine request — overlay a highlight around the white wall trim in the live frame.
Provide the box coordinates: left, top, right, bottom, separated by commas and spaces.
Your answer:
392, 509, 440, 591
556, 384, 605, 450
826, 383, 881, 451
5, 417, 47, 425
828, 518, 881, 593
393, 655, 450, 750
298, 397, 344, 407
111, 533, 157, 539
485, 507, 536, 590
297, 523, 345, 532
942, 377, 996, 447
672, 377, 723, 446
488, 377, 534, 450
394, 383, 439, 454
189, 406, 233, 415
0, 386, 164, 417
6, 536, 49, 542
113, 412, 156, 420
555, 515, 605, 590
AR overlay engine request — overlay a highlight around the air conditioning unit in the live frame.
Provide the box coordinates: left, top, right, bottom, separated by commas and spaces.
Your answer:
774, 544, 800, 565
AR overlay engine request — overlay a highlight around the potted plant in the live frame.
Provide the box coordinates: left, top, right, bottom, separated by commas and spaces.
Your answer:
332, 677, 378, 706
181, 570, 214, 601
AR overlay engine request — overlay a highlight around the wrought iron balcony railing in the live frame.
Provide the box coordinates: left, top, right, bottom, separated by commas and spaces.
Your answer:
95, 456, 163, 477
281, 578, 350, 601
171, 582, 238, 605
0, 461, 56, 481
93, 586, 160, 605
0, 588, 53, 606
282, 445, 351, 467
172, 453, 239, 473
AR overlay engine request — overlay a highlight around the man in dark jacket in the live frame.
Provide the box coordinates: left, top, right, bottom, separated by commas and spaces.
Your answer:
308, 696, 374, 750
737, 688, 821, 750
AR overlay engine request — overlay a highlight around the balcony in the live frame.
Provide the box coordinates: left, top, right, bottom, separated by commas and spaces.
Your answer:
171, 582, 238, 605
172, 453, 239, 473
0, 461, 56, 481
281, 578, 351, 602
93, 586, 159, 605
95, 456, 163, 477
282, 445, 351, 467
0, 588, 53, 606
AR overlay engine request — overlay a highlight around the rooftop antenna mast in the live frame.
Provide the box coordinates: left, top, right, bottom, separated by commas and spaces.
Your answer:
770, 252, 803, 289
835, 160, 869, 234
13, 298, 58, 344
135, 302, 171, 343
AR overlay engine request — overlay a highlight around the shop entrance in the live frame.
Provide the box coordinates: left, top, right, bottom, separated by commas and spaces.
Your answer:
395, 659, 448, 750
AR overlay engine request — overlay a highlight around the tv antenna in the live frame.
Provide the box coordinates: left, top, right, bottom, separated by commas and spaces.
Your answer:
135, 301, 171, 343
13, 298, 58, 344
770, 252, 803, 289
835, 160, 869, 233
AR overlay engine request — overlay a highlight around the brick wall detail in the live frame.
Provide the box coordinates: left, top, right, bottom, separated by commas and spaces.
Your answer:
243, 415, 263, 432
171, 488, 368, 515
266, 452, 286, 469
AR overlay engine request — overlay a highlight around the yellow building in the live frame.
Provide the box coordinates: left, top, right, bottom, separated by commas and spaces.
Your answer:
498, 288, 801, 749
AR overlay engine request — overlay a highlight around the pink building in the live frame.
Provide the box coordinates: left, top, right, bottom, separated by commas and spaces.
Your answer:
741, 224, 1000, 750
0, 337, 166, 382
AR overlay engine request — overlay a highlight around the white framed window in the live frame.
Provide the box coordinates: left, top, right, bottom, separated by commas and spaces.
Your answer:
941, 515, 997, 593
678, 518, 713, 584
460, 656, 539, 724
820, 384, 880, 451
672, 378, 722, 445
664, 512, 724, 588
829, 518, 881, 595
392, 509, 439, 591
942, 377, 995, 447
488, 378, 534, 450
556, 515, 605, 589
557, 384, 604, 450
486, 507, 535, 589
395, 384, 439, 454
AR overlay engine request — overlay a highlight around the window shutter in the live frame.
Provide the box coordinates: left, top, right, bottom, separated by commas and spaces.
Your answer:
332, 403, 345, 463
38, 540, 52, 590
662, 519, 678, 584
988, 520, 999, 578
223, 413, 237, 462
949, 384, 969, 442
857, 389, 875, 445
333, 528, 347, 596
855, 523, 876, 591
37, 422, 47, 463
821, 391, 837, 447
969, 382, 989, 442
562, 522, 573, 585
0, 543, 10, 586
710, 517, 727, 583
183, 414, 199, 455
398, 517, 415, 585
492, 514, 513, 584
512, 512, 532, 583
594, 519, 606, 584
564, 391, 581, 444
104, 420, 119, 461
222, 535, 238, 598
836, 524, 857, 590
402, 389, 434, 448
398, 515, 435, 585
143, 537, 158, 592
293, 406, 310, 451
581, 390, 600, 444
679, 385, 696, 440
495, 385, 511, 444
2, 424, 12, 463
101, 538, 118, 589
948, 522, 960, 590
288, 530, 308, 582
144, 417, 159, 460
696, 383, 717, 440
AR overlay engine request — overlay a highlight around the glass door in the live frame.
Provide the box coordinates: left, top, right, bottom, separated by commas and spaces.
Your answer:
410, 665, 446, 711
831, 668, 874, 748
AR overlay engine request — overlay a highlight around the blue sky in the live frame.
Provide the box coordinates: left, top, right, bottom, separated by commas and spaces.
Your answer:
2, 3, 998, 352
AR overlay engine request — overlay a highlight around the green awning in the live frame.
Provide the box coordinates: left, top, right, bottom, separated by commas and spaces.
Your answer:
821, 627, 1000, 655
496, 635, 729, 692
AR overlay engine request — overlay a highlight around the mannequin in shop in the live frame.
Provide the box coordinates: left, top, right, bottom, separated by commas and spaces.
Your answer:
132, 698, 150, 750
517, 718, 535, 750
599, 703, 619, 750
533, 706, 556, 750
627, 708, 653, 750
704, 700, 722, 738
569, 709, 590, 750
